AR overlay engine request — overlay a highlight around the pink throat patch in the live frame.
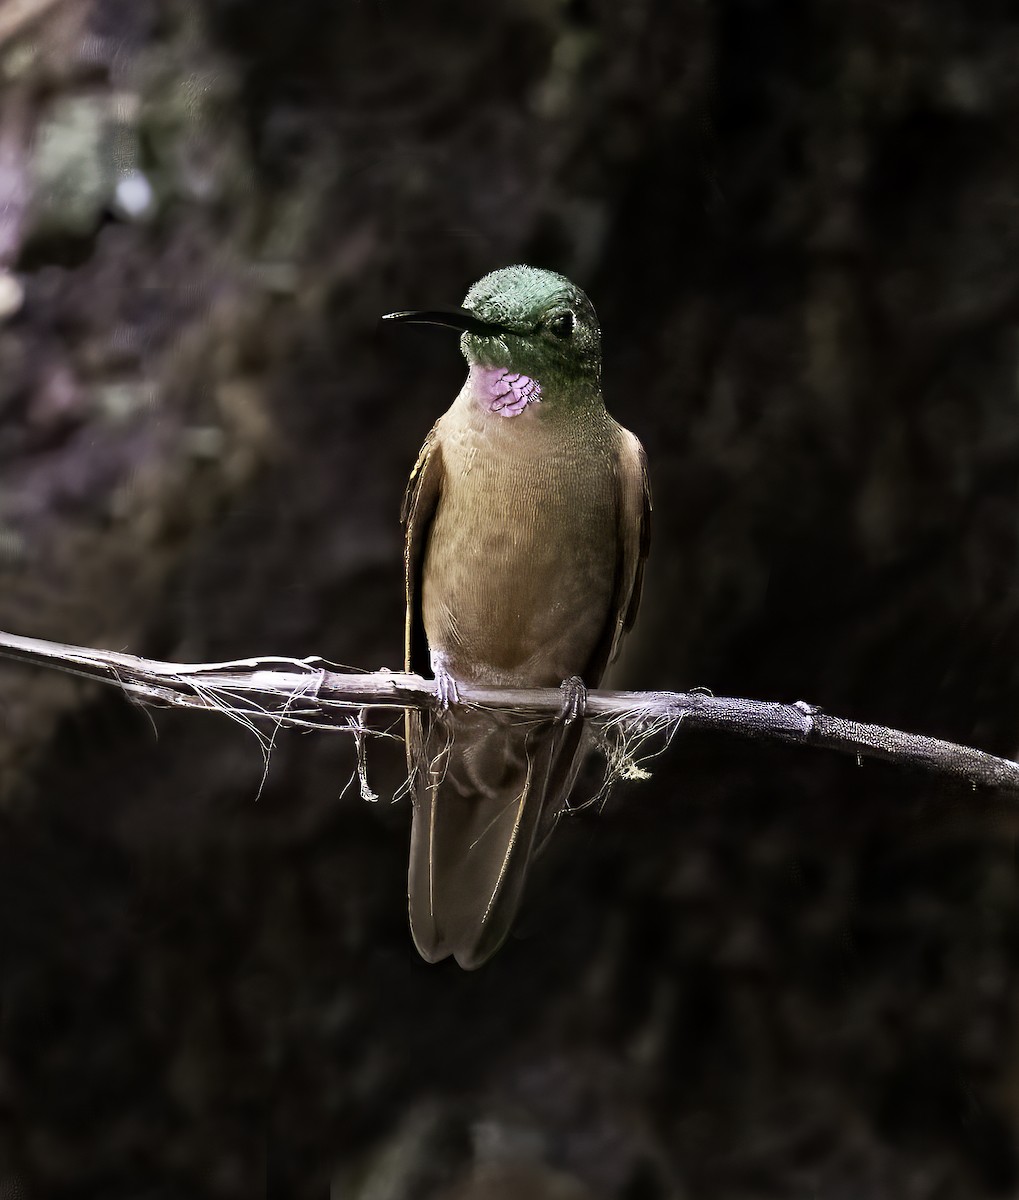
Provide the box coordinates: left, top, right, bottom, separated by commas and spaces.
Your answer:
472, 366, 541, 417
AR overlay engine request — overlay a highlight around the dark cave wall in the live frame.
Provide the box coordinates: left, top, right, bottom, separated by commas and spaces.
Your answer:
0, 0, 1018, 1197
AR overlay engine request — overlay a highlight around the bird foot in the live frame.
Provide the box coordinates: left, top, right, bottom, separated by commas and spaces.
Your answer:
558, 676, 588, 723
428, 651, 461, 711
434, 667, 460, 711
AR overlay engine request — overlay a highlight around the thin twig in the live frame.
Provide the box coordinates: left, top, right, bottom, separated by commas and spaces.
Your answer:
0, 627, 1016, 795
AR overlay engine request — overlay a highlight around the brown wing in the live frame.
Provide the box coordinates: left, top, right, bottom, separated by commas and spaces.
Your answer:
617, 428, 652, 641
401, 425, 444, 677
585, 426, 652, 683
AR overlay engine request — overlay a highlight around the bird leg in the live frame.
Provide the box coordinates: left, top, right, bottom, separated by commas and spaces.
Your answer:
430, 650, 461, 710
558, 675, 588, 723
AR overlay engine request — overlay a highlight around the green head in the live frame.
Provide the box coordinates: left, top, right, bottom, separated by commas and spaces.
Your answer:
383, 265, 602, 401
459, 265, 600, 385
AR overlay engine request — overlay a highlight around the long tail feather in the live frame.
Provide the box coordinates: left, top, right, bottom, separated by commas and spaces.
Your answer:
407, 706, 585, 968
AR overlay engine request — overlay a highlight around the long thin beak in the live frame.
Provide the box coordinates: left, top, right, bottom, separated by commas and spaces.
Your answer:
381, 307, 506, 338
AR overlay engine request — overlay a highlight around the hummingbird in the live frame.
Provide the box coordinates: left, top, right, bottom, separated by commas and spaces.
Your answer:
384, 265, 650, 968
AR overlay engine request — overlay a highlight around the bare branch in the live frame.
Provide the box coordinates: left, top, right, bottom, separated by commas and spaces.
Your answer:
0, 627, 1016, 795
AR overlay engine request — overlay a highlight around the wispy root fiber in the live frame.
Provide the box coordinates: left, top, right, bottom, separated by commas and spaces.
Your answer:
595, 708, 683, 793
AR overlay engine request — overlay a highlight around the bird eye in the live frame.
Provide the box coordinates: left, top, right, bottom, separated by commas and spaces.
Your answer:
546, 311, 575, 339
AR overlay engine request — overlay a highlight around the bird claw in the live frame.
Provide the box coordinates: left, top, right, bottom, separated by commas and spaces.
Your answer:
558, 676, 587, 723
434, 668, 460, 711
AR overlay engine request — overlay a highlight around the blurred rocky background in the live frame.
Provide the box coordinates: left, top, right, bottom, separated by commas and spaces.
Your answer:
0, 0, 1018, 1196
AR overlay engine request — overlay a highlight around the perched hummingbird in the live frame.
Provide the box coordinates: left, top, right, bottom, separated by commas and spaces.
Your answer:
384, 266, 650, 968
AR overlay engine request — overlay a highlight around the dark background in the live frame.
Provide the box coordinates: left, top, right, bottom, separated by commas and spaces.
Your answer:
1, 0, 1018, 1196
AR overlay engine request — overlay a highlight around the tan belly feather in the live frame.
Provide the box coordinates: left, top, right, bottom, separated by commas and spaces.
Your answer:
422, 420, 618, 687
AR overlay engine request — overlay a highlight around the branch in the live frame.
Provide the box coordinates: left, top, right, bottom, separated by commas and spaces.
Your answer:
0, 627, 1017, 796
